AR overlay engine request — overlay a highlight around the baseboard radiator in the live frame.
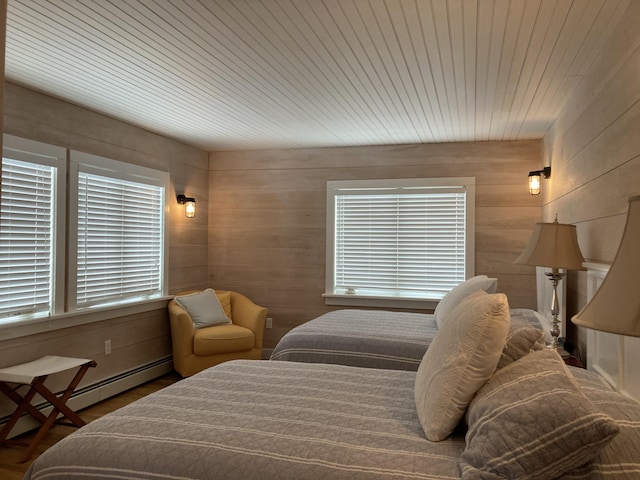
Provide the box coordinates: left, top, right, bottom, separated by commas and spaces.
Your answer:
1, 356, 174, 439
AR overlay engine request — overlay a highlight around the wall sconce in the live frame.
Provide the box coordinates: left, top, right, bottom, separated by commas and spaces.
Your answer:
177, 194, 196, 218
528, 166, 551, 195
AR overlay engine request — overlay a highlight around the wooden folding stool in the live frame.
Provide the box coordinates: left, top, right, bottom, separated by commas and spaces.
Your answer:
0, 355, 97, 463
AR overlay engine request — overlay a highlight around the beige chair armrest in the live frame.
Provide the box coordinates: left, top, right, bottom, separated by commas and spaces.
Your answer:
228, 292, 267, 349
168, 300, 196, 356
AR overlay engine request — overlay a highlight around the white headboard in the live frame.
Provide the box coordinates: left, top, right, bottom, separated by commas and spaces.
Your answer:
583, 262, 640, 403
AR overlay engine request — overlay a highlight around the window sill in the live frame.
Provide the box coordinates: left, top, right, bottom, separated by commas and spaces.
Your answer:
322, 293, 437, 310
0, 296, 173, 342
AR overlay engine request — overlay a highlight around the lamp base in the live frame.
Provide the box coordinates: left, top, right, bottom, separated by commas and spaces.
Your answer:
545, 271, 565, 350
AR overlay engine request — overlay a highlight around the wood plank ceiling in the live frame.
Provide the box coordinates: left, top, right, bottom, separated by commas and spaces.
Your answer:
5, 0, 630, 151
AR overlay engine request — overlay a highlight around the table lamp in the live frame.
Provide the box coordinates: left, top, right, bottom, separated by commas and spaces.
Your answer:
515, 217, 585, 349
572, 195, 640, 336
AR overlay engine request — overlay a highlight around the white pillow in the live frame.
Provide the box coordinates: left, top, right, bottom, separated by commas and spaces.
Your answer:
434, 275, 498, 329
174, 289, 231, 329
414, 290, 510, 441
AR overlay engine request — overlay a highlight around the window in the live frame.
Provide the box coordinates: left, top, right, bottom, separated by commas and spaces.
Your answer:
68, 151, 169, 310
325, 178, 475, 308
0, 136, 66, 322
0, 135, 169, 331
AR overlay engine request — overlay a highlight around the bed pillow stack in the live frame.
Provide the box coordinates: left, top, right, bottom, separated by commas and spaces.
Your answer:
434, 275, 498, 329
414, 290, 510, 441
414, 289, 619, 477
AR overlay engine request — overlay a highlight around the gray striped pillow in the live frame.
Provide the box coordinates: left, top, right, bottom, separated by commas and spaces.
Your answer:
496, 320, 545, 369
461, 349, 619, 479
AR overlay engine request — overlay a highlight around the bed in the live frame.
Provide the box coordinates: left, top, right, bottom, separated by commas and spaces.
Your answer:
271, 275, 554, 370
25, 360, 467, 479
23, 350, 640, 480
24, 267, 640, 479
26, 354, 640, 480
269, 307, 548, 370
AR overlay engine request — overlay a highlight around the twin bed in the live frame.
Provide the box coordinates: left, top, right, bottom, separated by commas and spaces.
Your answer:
269, 307, 548, 371
23, 356, 640, 480
271, 274, 548, 371
24, 271, 640, 479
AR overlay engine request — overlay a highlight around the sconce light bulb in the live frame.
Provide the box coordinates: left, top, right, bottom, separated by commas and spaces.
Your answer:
185, 201, 196, 218
528, 174, 541, 195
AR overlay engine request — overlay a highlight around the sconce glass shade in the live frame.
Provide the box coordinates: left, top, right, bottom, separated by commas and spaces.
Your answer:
184, 200, 196, 218
572, 195, 640, 336
177, 194, 196, 218
514, 220, 585, 271
527, 166, 551, 195
528, 173, 542, 195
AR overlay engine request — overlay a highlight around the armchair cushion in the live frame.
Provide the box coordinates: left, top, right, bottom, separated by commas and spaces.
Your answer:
174, 288, 231, 329
194, 324, 255, 355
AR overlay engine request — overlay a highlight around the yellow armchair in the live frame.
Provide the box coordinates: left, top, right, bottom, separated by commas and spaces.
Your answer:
168, 290, 267, 377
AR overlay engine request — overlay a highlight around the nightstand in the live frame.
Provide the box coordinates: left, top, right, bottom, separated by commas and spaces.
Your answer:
563, 355, 585, 368
558, 347, 585, 368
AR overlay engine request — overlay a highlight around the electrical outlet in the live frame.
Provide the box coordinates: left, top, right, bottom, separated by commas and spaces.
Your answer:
105, 339, 112, 355
266, 317, 273, 329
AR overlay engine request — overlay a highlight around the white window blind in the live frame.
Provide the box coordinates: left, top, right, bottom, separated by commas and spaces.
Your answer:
76, 172, 164, 307
0, 158, 55, 319
326, 178, 475, 305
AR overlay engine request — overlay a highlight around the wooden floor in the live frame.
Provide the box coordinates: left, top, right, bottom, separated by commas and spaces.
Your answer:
0, 372, 182, 480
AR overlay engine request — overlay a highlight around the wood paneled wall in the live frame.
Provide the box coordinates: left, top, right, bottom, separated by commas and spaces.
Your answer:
543, 1, 640, 355
209, 140, 542, 349
0, 84, 208, 416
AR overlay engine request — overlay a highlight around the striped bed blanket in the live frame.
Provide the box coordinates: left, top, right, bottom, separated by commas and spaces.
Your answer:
25, 359, 640, 480
26, 360, 466, 479
270, 308, 547, 370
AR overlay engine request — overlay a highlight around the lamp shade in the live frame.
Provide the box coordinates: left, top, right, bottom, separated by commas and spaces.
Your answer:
572, 195, 640, 336
514, 221, 585, 270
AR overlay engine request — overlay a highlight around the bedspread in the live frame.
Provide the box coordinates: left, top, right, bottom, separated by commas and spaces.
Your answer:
25, 360, 465, 480
24, 357, 640, 480
270, 308, 547, 370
